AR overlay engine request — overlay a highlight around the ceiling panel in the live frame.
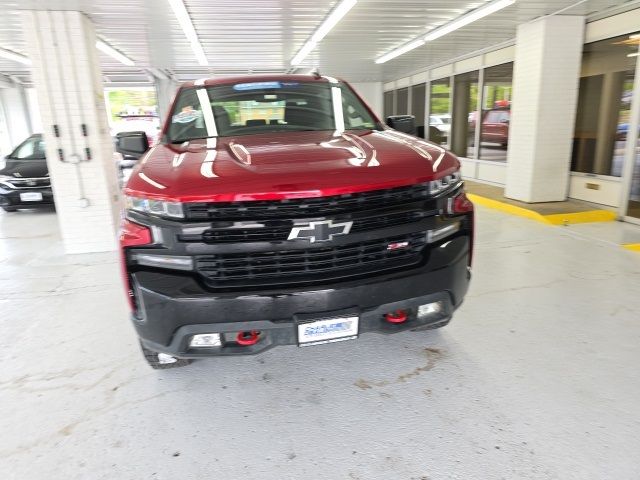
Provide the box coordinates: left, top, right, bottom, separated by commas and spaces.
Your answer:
0, 0, 635, 85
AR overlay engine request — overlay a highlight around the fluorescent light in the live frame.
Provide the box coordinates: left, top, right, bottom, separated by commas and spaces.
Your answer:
424, 0, 515, 42
375, 39, 425, 64
375, 0, 516, 64
290, 0, 357, 66
167, 0, 208, 66
628, 52, 640, 58
0, 47, 31, 66
291, 41, 318, 66
96, 39, 135, 66
311, 0, 357, 43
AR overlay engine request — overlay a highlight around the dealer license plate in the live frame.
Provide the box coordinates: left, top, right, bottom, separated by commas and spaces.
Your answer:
19, 192, 43, 202
298, 316, 359, 346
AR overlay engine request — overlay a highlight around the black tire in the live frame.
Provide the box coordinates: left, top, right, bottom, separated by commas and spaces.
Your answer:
140, 341, 191, 369
412, 319, 451, 332
2, 206, 17, 212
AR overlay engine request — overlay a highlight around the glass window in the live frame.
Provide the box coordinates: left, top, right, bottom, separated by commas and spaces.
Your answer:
106, 88, 160, 141
572, 35, 637, 177
383, 91, 394, 119
411, 83, 426, 138
451, 70, 479, 158
167, 81, 377, 143
428, 78, 451, 146
9, 136, 46, 160
396, 88, 408, 115
340, 85, 377, 130
479, 62, 513, 162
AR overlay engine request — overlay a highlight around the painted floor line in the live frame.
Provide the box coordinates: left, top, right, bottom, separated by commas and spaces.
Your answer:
466, 193, 616, 226
467, 192, 639, 253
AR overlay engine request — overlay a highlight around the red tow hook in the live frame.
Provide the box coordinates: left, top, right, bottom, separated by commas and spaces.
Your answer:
385, 310, 408, 324
236, 330, 261, 346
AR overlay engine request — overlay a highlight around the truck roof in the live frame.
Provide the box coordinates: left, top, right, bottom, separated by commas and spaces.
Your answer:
180, 74, 336, 89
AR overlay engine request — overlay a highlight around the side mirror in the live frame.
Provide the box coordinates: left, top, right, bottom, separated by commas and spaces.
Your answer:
115, 131, 149, 159
386, 115, 416, 135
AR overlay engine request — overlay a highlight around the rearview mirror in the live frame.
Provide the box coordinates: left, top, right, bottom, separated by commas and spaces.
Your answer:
386, 115, 416, 135
115, 131, 149, 158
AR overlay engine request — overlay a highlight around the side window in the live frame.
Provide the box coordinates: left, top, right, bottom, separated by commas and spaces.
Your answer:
167, 89, 206, 143
340, 86, 376, 130
485, 111, 501, 123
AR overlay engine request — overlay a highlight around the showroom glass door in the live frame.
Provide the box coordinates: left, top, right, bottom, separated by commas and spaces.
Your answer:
623, 40, 640, 221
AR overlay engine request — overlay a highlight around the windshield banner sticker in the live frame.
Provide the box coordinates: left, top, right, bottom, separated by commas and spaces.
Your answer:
172, 106, 202, 124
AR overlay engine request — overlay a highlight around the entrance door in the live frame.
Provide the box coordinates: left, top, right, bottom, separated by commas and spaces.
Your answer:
622, 42, 640, 222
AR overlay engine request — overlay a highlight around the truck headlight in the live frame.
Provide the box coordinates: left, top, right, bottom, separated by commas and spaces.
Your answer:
125, 196, 184, 219
428, 171, 462, 196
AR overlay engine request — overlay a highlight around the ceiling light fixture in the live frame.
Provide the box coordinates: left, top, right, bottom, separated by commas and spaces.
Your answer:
96, 39, 135, 67
0, 47, 31, 66
628, 52, 639, 58
376, 0, 516, 64
290, 0, 357, 66
167, 0, 208, 66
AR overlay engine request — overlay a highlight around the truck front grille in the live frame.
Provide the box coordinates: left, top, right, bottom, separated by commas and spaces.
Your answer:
194, 231, 428, 288
178, 209, 431, 244
183, 182, 430, 220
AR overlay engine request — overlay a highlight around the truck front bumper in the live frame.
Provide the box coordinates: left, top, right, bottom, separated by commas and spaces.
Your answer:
132, 236, 471, 358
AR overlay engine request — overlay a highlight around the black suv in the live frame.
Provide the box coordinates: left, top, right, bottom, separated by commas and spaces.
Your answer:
0, 134, 54, 212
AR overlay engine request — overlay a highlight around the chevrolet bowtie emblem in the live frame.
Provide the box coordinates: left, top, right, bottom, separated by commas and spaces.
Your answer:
288, 220, 353, 243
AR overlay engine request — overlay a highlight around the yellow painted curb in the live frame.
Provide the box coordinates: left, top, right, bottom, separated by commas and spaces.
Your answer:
623, 244, 640, 252
466, 193, 549, 223
544, 210, 617, 225
466, 193, 616, 226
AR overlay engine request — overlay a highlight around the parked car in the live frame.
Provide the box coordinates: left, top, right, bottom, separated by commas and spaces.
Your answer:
118, 75, 474, 369
0, 134, 54, 212
469, 108, 510, 147
429, 114, 451, 138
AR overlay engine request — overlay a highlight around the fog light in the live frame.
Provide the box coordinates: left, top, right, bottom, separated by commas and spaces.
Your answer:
189, 333, 222, 348
134, 254, 193, 271
418, 302, 443, 318
427, 223, 460, 244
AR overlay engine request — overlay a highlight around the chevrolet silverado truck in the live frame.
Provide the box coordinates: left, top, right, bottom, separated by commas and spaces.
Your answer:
119, 75, 474, 369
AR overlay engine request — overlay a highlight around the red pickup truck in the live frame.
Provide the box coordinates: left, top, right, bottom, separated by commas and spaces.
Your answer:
118, 75, 473, 368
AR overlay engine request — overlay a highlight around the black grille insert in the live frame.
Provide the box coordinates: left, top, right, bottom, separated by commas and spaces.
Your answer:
184, 182, 430, 220
179, 209, 430, 244
194, 231, 428, 288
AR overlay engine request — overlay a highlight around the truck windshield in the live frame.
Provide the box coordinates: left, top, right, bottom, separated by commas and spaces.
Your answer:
166, 80, 378, 143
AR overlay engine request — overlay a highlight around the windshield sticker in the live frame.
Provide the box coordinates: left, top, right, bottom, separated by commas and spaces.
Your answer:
172, 106, 202, 124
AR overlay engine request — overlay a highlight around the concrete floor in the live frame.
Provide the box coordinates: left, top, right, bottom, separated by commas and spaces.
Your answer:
1, 207, 640, 480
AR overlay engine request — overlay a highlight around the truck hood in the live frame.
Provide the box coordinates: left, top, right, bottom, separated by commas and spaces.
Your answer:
124, 130, 459, 202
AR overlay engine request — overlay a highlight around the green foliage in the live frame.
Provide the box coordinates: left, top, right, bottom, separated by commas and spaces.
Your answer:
107, 89, 158, 121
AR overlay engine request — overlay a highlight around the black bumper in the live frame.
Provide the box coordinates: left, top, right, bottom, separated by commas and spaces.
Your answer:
0, 187, 54, 209
133, 236, 471, 358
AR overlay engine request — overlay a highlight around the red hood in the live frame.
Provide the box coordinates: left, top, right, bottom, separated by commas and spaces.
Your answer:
124, 130, 459, 202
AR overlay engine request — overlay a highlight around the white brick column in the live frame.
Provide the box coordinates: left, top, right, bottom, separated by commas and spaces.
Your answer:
154, 77, 180, 123
505, 16, 585, 203
21, 11, 120, 253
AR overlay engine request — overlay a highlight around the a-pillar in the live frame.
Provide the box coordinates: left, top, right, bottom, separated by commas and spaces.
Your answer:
505, 16, 585, 203
154, 77, 180, 123
21, 10, 120, 253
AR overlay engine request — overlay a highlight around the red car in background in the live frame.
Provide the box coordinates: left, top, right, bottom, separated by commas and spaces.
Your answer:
469, 108, 510, 148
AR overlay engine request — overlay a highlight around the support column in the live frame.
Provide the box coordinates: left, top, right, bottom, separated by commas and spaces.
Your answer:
154, 77, 180, 123
0, 80, 33, 148
21, 11, 120, 254
505, 16, 585, 203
